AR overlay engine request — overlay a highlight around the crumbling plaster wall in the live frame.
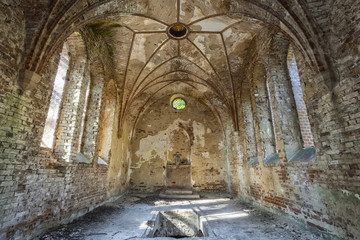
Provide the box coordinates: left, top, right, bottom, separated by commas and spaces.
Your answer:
106, 110, 132, 197
129, 94, 228, 193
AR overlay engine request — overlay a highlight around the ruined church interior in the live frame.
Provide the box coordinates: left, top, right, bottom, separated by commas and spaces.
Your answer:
0, 0, 359, 239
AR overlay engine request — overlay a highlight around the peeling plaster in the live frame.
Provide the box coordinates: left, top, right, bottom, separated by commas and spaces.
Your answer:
134, 132, 168, 168
202, 152, 210, 158
355, 194, 360, 201
192, 16, 238, 32
132, 35, 147, 63
192, 121, 205, 147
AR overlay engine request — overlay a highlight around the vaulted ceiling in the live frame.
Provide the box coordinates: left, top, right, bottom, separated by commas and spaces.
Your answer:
109, 1, 266, 128
20, 0, 334, 131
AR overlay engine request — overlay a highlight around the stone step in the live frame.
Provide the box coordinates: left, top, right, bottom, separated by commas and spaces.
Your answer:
165, 189, 193, 195
159, 192, 200, 199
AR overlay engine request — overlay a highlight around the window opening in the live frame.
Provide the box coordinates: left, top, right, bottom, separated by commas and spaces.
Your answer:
41, 44, 69, 148
78, 78, 91, 152
287, 45, 314, 148
172, 98, 186, 110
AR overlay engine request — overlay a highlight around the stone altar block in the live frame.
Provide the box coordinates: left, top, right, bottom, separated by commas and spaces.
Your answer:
166, 164, 192, 190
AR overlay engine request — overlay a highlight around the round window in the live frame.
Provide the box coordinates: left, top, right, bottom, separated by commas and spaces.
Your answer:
172, 98, 186, 110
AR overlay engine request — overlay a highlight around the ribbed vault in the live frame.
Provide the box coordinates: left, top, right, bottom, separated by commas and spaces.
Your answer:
105, 1, 266, 133
19, 0, 337, 133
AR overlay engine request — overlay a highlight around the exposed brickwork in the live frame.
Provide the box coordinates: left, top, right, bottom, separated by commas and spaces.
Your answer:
0, 1, 359, 240
0, 14, 119, 239
81, 61, 105, 161
54, 36, 88, 162
287, 45, 314, 147
268, 33, 303, 160
236, 27, 360, 240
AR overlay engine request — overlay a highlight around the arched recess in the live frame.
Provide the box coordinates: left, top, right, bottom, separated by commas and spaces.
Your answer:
167, 128, 191, 165
252, 62, 277, 163
98, 79, 117, 162
79, 60, 106, 161
128, 79, 229, 140
166, 127, 192, 190
128, 91, 228, 193
268, 33, 303, 160
241, 80, 257, 164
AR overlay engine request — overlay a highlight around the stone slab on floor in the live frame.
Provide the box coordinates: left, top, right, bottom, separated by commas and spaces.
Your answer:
40, 194, 327, 240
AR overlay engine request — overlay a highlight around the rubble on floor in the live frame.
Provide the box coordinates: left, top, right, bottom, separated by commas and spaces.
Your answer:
40, 194, 327, 240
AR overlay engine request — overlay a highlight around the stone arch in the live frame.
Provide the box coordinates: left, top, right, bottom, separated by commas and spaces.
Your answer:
128, 81, 228, 140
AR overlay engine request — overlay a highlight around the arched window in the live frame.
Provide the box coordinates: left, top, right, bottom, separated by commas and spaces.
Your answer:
287, 45, 314, 148
53, 32, 88, 163
41, 43, 69, 148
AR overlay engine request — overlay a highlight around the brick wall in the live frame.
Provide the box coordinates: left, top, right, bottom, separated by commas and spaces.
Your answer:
0, 24, 121, 240
233, 23, 360, 240
1, 1, 359, 240
268, 33, 303, 160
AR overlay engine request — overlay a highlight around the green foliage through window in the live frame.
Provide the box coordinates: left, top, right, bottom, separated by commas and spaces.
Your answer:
172, 98, 186, 110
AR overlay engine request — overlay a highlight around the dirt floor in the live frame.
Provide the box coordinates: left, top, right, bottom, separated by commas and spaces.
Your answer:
39, 194, 328, 240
